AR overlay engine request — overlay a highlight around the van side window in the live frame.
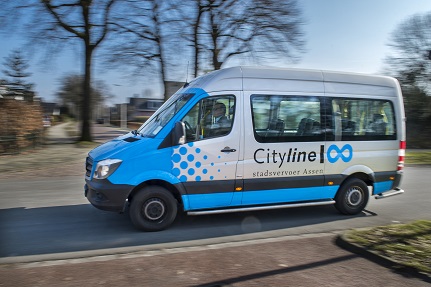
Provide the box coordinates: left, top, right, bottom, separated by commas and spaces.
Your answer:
251, 95, 324, 143
181, 95, 235, 142
329, 98, 397, 141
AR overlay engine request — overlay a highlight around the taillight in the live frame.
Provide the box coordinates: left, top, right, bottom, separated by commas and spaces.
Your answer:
398, 140, 406, 171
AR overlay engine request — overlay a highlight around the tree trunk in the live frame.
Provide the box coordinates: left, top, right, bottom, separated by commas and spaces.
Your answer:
80, 44, 93, 142
161, 59, 170, 102
192, 1, 204, 78
210, 7, 221, 71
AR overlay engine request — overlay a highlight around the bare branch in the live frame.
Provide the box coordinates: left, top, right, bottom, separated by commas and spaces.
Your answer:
41, 1, 83, 38
94, 0, 117, 47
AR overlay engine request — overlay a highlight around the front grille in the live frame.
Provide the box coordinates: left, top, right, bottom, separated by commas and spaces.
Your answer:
86, 156, 93, 177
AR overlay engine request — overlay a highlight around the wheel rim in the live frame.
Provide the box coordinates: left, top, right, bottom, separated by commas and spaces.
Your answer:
143, 198, 165, 221
345, 186, 363, 207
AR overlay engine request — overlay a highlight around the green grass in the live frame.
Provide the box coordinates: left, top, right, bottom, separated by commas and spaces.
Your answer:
346, 220, 431, 275
406, 151, 431, 165
75, 141, 100, 149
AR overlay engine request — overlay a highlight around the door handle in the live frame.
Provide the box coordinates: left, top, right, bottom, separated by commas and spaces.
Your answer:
221, 146, 236, 153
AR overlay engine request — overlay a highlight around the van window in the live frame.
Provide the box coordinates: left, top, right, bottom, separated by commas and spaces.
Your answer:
251, 95, 324, 143
182, 95, 235, 141
330, 98, 397, 141
138, 93, 194, 137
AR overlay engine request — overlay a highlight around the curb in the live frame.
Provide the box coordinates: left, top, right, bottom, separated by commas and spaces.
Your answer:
0, 232, 337, 266
335, 233, 431, 284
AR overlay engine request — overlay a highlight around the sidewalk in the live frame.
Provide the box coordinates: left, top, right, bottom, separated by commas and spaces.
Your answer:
0, 122, 128, 179
45, 121, 129, 144
44, 122, 78, 144
0, 123, 429, 286
0, 234, 429, 287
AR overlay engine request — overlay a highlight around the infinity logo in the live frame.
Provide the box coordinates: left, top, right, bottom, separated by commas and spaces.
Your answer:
327, 144, 353, 163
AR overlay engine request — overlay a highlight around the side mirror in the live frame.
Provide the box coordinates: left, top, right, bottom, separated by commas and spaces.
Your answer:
158, 121, 186, 149
174, 121, 186, 145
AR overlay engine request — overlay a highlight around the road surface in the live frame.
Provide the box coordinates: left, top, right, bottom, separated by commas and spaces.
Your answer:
0, 166, 430, 258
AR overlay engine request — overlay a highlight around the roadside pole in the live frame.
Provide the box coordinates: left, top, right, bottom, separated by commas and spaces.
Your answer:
121, 103, 127, 129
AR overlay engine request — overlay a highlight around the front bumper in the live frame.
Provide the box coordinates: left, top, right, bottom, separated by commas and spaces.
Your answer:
85, 178, 134, 212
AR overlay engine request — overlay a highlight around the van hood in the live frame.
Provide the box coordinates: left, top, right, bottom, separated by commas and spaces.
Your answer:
88, 132, 159, 162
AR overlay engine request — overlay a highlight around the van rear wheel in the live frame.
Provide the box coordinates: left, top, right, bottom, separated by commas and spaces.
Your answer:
335, 178, 369, 215
129, 186, 178, 231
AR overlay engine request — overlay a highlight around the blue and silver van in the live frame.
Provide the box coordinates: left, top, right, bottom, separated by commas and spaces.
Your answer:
85, 66, 406, 231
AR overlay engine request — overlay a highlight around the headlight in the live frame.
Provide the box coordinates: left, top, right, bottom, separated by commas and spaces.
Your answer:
93, 159, 122, 179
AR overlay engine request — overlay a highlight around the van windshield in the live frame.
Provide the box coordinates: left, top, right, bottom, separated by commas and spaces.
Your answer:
137, 93, 194, 138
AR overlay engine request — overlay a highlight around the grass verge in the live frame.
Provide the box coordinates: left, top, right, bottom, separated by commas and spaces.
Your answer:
75, 141, 100, 149
345, 220, 431, 275
406, 151, 431, 165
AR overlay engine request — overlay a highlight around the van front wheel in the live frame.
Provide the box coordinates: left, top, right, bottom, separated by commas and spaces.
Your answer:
335, 178, 369, 215
129, 186, 178, 231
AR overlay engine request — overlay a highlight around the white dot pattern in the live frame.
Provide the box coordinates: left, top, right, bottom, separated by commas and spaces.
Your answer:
171, 142, 221, 182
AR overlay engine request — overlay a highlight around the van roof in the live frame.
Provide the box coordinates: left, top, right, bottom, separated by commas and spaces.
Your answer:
186, 66, 400, 96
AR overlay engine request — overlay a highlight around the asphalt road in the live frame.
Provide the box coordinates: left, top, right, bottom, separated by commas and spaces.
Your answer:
0, 166, 430, 259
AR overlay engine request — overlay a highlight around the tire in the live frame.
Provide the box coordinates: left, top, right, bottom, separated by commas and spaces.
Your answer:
334, 178, 369, 215
129, 186, 178, 231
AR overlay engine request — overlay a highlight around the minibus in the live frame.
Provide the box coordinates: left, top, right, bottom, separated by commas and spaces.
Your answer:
85, 66, 406, 231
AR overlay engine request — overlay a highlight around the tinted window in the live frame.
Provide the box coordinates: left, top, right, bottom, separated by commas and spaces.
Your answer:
251, 95, 324, 143
329, 98, 397, 141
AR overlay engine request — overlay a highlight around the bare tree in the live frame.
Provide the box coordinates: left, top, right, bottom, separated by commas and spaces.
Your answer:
0, 1, 119, 141
386, 11, 431, 89
188, 0, 206, 77
385, 11, 431, 122
105, 0, 183, 101
57, 73, 112, 119
186, 0, 305, 76
105, 0, 305, 100
385, 11, 431, 147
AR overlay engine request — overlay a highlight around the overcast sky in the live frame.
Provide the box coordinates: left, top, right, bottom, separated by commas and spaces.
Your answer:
1, 0, 430, 104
